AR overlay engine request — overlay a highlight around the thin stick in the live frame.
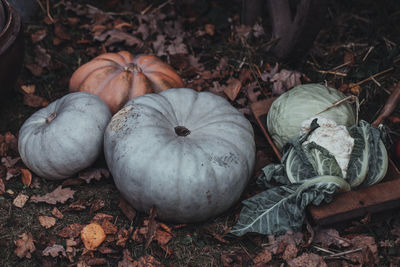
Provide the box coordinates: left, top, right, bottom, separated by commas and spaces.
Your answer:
313, 245, 335, 254
316, 70, 347, 77
315, 95, 359, 122
362, 46, 374, 61
353, 67, 394, 87
35, 0, 46, 13
323, 248, 362, 259
46, 0, 54, 22
331, 61, 352, 71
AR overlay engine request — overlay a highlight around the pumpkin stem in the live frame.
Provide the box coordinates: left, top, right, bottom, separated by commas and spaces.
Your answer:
124, 63, 142, 73
175, 126, 190, 136
45, 112, 57, 123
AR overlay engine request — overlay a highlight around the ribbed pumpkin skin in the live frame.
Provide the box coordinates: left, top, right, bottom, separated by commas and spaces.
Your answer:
104, 88, 256, 223
69, 51, 184, 114
18, 92, 111, 180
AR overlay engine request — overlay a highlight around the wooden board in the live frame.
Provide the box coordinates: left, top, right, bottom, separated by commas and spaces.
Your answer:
251, 99, 400, 226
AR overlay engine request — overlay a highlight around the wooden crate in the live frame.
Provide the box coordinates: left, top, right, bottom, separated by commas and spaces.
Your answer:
251, 99, 400, 226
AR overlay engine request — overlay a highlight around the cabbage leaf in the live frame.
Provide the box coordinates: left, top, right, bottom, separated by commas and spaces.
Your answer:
230, 176, 350, 236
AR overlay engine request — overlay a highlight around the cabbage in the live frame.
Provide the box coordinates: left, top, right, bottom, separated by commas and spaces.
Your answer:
231, 120, 388, 236
267, 84, 356, 150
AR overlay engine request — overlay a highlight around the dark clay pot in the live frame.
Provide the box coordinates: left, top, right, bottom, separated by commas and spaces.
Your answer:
0, 0, 24, 97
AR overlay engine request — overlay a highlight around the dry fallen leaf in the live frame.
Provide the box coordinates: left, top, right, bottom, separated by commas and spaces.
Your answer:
52, 207, 64, 219
116, 227, 132, 247
13, 193, 29, 208
100, 220, 118, 235
81, 223, 106, 250
42, 244, 66, 257
31, 29, 47, 43
347, 234, 379, 264
270, 69, 302, 95
314, 228, 351, 248
282, 243, 298, 261
79, 168, 110, 184
20, 169, 32, 187
224, 78, 242, 101
2, 156, 20, 168
20, 84, 36, 94
90, 199, 105, 214
204, 24, 215, 36
287, 253, 327, 267
58, 224, 84, 238
30, 185, 75, 205
118, 199, 136, 221
0, 178, 5, 194
134, 255, 162, 267
253, 249, 272, 265
38, 216, 56, 229
155, 229, 173, 246
14, 232, 36, 259
118, 249, 134, 266
23, 94, 49, 108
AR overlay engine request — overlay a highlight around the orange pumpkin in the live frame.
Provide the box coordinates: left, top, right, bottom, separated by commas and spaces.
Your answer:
69, 51, 184, 113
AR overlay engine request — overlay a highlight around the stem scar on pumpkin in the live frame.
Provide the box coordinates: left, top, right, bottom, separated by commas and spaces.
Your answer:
124, 64, 142, 73
175, 126, 190, 136
45, 112, 57, 123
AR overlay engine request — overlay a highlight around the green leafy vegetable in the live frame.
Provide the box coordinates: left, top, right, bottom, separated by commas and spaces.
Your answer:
231, 120, 388, 236
230, 176, 350, 236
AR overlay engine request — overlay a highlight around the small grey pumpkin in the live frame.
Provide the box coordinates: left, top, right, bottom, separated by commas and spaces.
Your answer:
104, 88, 256, 223
18, 92, 111, 179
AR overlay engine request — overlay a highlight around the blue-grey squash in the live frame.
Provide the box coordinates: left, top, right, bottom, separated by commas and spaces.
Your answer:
104, 88, 256, 223
18, 92, 111, 179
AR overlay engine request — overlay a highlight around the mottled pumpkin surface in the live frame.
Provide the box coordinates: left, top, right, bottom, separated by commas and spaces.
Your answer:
69, 51, 184, 113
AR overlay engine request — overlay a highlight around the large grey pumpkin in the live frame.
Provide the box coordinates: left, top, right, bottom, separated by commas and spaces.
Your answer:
104, 88, 256, 223
18, 92, 111, 179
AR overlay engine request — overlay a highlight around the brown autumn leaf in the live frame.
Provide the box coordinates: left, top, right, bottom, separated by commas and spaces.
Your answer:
314, 228, 351, 248
20, 84, 36, 94
91, 213, 114, 224
38, 216, 56, 229
34, 45, 51, 68
81, 223, 106, 250
0, 178, 4, 194
13, 193, 29, 208
118, 249, 134, 266
134, 255, 163, 267
287, 253, 327, 267
14, 232, 36, 259
118, 199, 136, 221
98, 245, 118, 255
30, 185, 75, 205
25, 63, 44, 77
90, 199, 105, 214
2, 156, 20, 168
31, 29, 47, 43
23, 94, 49, 108
20, 169, 32, 187
224, 78, 242, 101
100, 220, 118, 235
79, 168, 110, 184
155, 229, 173, 246
68, 199, 87, 211
58, 224, 84, 238
42, 244, 66, 257
204, 24, 215, 36
86, 258, 107, 265
265, 231, 304, 255
116, 227, 132, 247
54, 22, 71, 40
270, 69, 302, 95
94, 29, 143, 47
347, 234, 378, 264
282, 243, 298, 261
221, 250, 252, 267
52, 207, 64, 219
253, 249, 272, 265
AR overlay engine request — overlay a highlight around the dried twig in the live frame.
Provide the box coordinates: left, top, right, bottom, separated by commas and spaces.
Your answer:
353, 67, 394, 87
315, 95, 359, 123
372, 82, 400, 127
323, 248, 363, 259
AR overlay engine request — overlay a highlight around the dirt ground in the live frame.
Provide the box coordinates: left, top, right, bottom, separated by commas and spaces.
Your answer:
1, 0, 400, 266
